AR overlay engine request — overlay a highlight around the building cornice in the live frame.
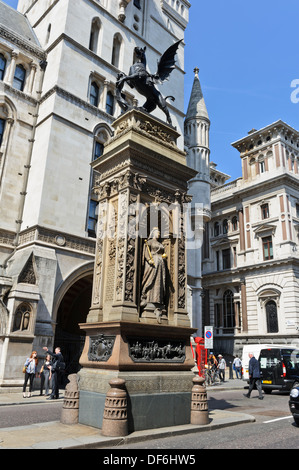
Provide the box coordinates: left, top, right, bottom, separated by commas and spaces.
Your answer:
0, 24, 46, 60
202, 256, 299, 284
211, 172, 299, 208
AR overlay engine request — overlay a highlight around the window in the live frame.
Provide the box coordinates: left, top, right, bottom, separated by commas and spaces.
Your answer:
232, 216, 238, 231
88, 199, 98, 238
106, 91, 114, 115
13, 303, 32, 332
111, 34, 122, 68
261, 203, 269, 219
296, 203, 299, 218
266, 300, 278, 333
89, 18, 101, 53
262, 236, 273, 260
223, 219, 228, 234
13, 64, 26, 91
223, 290, 235, 328
214, 222, 220, 237
94, 141, 104, 161
90, 82, 99, 107
222, 248, 231, 269
0, 53, 6, 81
260, 160, 266, 173
0, 118, 5, 146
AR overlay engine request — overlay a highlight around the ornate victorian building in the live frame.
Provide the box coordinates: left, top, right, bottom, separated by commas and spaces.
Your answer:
0, 0, 191, 390
202, 121, 299, 355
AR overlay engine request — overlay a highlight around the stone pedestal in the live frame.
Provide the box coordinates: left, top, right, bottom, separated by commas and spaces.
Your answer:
79, 109, 197, 432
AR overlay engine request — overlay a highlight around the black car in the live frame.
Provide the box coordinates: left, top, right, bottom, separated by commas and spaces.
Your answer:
289, 386, 299, 426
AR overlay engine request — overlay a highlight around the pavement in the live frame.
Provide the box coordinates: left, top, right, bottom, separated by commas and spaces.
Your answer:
0, 378, 254, 449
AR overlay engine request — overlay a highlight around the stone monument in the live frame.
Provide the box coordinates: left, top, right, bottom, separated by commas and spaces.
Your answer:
78, 42, 197, 432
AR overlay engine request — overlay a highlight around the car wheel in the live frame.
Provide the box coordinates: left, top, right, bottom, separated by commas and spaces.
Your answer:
294, 417, 299, 426
263, 389, 272, 394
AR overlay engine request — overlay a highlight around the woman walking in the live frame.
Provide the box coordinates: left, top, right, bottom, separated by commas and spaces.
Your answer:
23, 351, 38, 398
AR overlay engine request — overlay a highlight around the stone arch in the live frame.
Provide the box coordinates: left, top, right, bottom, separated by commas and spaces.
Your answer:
52, 262, 94, 374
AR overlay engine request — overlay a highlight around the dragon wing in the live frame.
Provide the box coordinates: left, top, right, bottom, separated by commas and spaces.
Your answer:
155, 39, 182, 83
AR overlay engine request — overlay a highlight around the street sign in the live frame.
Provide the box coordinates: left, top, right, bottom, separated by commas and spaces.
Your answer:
204, 326, 213, 349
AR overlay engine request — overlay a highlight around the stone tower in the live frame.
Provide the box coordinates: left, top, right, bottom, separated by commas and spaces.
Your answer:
184, 67, 211, 336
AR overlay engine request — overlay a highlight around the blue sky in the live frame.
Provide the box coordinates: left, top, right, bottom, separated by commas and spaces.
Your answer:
3, 0, 299, 181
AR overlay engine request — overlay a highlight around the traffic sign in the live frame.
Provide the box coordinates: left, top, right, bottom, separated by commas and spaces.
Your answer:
204, 326, 213, 349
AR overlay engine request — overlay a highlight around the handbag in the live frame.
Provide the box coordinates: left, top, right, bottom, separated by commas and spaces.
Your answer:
22, 366, 26, 373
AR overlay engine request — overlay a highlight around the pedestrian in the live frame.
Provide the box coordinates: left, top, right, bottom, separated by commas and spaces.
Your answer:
43, 346, 65, 400
244, 353, 263, 400
23, 351, 38, 398
217, 354, 226, 382
39, 353, 52, 396
233, 355, 242, 379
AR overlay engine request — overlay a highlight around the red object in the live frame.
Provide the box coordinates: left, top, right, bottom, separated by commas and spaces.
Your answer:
191, 337, 207, 377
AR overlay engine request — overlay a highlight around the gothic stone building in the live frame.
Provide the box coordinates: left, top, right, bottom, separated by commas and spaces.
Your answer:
0, 0, 191, 390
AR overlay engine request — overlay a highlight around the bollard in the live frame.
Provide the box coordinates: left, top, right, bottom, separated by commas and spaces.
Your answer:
60, 374, 79, 425
101, 378, 128, 437
190, 375, 209, 425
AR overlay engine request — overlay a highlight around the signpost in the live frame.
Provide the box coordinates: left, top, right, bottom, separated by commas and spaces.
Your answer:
204, 326, 213, 350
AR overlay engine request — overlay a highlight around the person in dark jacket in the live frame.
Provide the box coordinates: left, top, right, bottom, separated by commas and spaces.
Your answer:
244, 353, 263, 400
43, 346, 65, 400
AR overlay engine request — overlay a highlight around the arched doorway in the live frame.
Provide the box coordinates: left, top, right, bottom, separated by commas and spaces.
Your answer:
54, 273, 93, 375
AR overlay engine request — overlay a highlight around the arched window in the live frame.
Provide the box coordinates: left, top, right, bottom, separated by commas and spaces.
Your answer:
111, 34, 122, 68
13, 64, 26, 91
266, 300, 279, 333
0, 53, 6, 81
89, 18, 101, 53
13, 303, 32, 332
106, 91, 114, 115
90, 81, 99, 107
223, 219, 228, 234
232, 216, 238, 231
214, 221, 220, 237
223, 290, 235, 328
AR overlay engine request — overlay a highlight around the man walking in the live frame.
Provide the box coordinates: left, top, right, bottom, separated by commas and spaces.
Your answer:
244, 353, 263, 400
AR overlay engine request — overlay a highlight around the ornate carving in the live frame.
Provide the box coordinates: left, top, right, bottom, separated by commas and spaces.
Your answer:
129, 338, 185, 363
88, 334, 116, 362
18, 255, 36, 285
138, 120, 174, 145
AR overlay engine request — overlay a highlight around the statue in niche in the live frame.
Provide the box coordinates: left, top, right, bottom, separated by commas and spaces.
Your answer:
140, 228, 168, 323
116, 40, 182, 126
